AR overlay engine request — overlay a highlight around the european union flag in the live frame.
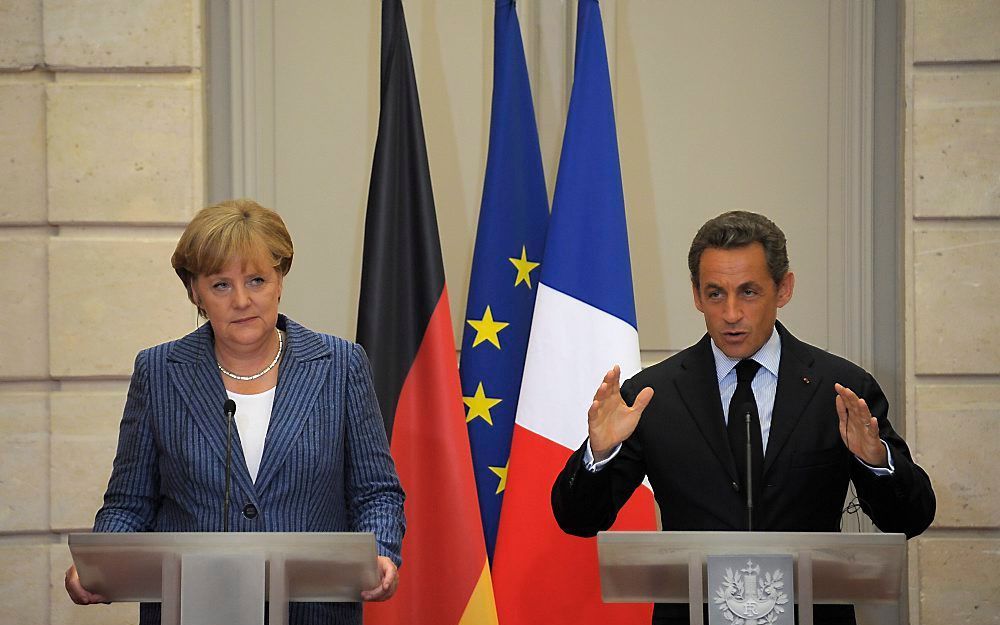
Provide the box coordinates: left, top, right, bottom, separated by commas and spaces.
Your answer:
459, 0, 549, 563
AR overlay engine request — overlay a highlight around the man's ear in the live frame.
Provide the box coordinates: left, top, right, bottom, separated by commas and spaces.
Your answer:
692, 281, 705, 313
776, 271, 795, 308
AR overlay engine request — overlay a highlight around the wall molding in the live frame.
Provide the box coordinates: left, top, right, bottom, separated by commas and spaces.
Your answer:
828, 0, 876, 369
214, 0, 884, 369
221, 0, 275, 206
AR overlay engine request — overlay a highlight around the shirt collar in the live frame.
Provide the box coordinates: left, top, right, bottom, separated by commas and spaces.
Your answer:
711, 325, 782, 383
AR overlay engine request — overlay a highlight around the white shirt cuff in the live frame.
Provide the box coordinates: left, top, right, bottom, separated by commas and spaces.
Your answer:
856, 439, 895, 476
583, 440, 622, 472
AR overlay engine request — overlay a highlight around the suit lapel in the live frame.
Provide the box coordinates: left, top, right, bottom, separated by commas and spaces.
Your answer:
253, 318, 331, 494
675, 335, 739, 482
763, 323, 822, 476
166, 324, 256, 496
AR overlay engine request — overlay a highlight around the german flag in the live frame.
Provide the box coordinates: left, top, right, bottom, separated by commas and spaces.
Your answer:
357, 1, 497, 623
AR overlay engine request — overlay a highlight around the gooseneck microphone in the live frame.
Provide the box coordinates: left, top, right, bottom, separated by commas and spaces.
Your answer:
741, 401, 754, 531
223, 399, 237, 532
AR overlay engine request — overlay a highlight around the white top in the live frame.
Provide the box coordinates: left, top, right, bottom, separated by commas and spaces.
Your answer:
226, 387, 276, 483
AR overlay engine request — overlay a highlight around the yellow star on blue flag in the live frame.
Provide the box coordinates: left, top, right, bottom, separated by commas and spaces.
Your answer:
509, 246, 541, 288
489, 461, 508, 494
467, 305, 510, 349
463, 382, 502, 425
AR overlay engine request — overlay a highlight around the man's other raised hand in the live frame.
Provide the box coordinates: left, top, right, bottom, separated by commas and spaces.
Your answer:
588, 365, 654, 461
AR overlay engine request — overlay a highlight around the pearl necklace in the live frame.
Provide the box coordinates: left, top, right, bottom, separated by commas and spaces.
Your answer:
217, 328, 283, 381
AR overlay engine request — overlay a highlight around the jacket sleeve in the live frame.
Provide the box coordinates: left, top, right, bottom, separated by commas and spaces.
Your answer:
849, 371, 936, 538
93, 350, 161, 533
551, 377, 648, 537
343, 343, 406, 565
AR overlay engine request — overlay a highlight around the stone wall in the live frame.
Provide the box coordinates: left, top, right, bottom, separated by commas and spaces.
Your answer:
905, 0, 1000, 622
0, 1, 202, 623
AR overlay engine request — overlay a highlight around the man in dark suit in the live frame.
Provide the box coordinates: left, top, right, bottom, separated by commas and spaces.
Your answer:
551, 211, 935, 625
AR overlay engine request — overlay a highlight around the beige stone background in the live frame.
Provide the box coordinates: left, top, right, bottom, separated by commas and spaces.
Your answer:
1, 1, 200, 623
0, 1, 997, 624
906, 1, 1000, 622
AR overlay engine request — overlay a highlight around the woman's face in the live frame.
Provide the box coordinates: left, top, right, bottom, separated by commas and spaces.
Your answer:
192, 253, 283, 353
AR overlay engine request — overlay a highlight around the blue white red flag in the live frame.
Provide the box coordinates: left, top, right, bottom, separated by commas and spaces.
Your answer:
491, 1, 656, 622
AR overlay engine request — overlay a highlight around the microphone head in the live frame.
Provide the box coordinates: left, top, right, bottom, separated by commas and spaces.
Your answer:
740, 401, 754, 417
224, 399, 237, 416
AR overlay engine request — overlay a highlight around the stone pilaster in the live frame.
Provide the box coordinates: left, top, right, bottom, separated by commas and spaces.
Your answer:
0, 1, 203, 623
906, 1, 1000, 623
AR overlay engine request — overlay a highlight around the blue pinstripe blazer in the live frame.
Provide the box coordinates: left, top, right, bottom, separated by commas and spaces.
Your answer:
94, 315, 405, 625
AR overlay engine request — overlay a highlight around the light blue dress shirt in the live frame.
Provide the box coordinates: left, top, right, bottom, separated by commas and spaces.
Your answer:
714, 326, 781, 452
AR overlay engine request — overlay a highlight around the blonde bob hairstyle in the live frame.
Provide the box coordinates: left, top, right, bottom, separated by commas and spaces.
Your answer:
171, 199, 294, 317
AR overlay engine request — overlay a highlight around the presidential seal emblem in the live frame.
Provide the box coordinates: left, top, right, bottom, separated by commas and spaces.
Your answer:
708, 557, 792, 625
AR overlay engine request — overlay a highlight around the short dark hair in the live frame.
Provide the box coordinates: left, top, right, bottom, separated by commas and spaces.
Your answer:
688, 211, 789, 288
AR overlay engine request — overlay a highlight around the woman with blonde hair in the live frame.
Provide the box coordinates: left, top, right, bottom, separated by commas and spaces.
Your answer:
65, 199, 405, 625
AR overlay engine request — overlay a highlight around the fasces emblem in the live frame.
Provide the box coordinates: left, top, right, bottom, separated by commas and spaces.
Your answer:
712, 559, 790, 625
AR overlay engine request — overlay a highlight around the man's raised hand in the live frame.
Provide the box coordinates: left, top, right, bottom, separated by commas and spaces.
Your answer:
835, 382, 888, 468
588, 365, 654, 461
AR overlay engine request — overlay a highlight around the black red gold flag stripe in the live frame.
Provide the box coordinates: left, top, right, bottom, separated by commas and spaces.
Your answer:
357, 1, 497, 623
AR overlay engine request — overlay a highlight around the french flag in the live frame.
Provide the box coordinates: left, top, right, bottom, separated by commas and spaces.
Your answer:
491, 1, 656, 624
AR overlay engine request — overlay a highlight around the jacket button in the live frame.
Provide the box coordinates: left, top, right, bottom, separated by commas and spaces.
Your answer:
242, 503, 258, 520
731, 481, 740, 492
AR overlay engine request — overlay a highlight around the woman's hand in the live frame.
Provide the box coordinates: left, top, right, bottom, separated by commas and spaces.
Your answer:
361, 556, 399, 602
65, 564, 109, 605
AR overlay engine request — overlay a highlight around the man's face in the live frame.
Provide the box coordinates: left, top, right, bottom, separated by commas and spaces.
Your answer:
692, 242, 794, 359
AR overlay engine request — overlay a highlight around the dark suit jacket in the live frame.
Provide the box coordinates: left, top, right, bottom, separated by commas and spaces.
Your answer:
94, 315, 405, 625
552, 322, 934, 625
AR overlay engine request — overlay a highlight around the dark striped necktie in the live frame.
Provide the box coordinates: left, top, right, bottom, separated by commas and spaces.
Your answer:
727, 358, 763, 529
